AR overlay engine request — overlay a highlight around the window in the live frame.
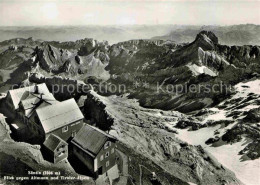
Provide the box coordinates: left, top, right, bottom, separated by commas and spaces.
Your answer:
104, 141, 111, 149
72, 131, 76, 137
105, 151, 109, 158
57, 151, 65, 157
58, 145, 66, 152
111, 148, 114, 154
106, 161, 109, 167
62, 126, 68, 133
100, 155, 104, 161
71, 121, 80, 127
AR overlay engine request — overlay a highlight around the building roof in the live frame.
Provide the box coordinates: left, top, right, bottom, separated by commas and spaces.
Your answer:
43, 134, 67, 152
36, 98, 84, 133
21, 95, 40, 110
19, 90, 58, 118
71, 124, 116, 157
25, 100, 59, 119
8, 83, 50, 110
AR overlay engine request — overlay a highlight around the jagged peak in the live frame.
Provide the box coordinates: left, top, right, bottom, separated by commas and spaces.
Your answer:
192, 30, 219, 50
195, 30, 218, 45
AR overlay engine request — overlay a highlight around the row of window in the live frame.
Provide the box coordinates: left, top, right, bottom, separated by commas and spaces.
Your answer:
56, 151, 66, 158
100, 148, 114, 161
57, 145, 66, 152
62, 125, 77, 137
62, 126, 68, 132
62, 121, 80, 132
71, 121, 80, 127
104, 141, 111, 149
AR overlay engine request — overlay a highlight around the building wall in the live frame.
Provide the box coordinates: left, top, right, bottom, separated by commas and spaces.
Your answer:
72, 144, 94, 172
4, 92, 16, 119
54, 142, 68, 163
8, 107, 45, 144
41, 146, 55, 163
27, 115, 45, 144
72, 139, 116, 176
42, 141, 68, 164
95, 140, 116, 175
46, 119, 84, 142
5, 92, 15, 111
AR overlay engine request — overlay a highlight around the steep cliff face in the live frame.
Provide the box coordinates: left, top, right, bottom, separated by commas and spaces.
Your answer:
33, 45, 66, 71
196, 47, 230, 75
193, 31, 218, 50
165, 31, 228, 71
32, 40, 110, 81
217, 45, 260, 68
83, 91, 114, 131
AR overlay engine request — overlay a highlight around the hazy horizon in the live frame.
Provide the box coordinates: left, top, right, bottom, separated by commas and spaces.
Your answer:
0, 0, 259, 26
0, 23, 259, 27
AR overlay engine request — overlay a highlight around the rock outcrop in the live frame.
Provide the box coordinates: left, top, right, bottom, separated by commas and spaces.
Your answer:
32, 42, 110, 80
84, 91, 114, 131
195, 31, 218, 50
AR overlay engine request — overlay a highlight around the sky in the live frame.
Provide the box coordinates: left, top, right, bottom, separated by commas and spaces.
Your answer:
0, 0, 259, 26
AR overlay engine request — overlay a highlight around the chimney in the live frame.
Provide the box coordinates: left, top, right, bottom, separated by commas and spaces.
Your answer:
34, 85, 39, 94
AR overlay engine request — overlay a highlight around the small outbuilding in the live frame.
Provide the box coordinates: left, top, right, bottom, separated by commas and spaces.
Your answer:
42, 134, 68, 163
71, 124, 117, 178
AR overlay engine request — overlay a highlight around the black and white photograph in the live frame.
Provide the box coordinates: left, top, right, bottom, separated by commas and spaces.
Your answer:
0, 0, 259, 185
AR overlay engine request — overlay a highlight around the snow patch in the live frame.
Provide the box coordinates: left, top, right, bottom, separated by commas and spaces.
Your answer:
234, 79, 260, 98
31, 56, 36, 62
187, 64, 217, 77
239, 104, 259, 111
202, 107, 232, 124
188, 182, 197, 185
175, 126, 260, 185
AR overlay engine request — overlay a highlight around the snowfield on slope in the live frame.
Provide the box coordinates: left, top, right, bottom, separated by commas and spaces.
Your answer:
176, 127, 260, 185
173, 79, 260, 185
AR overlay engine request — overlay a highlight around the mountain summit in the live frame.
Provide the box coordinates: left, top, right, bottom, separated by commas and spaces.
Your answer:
194, 30, 219, 50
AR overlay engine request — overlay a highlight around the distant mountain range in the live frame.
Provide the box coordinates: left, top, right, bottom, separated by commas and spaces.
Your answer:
152, 24, 260, 46
0, 24, 259, 45
0, 25, 173, 44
